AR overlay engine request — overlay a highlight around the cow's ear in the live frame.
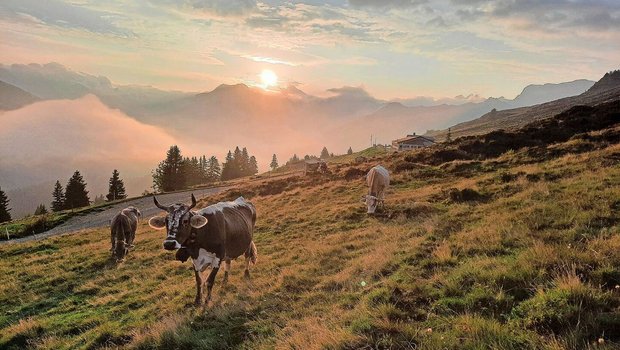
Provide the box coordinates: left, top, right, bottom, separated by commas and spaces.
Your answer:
190, 215, 208, 229
148, 216, 166, 230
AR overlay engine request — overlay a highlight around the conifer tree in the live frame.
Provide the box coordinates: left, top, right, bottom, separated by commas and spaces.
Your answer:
65, 170, 90, 209
288, 154, 300, 164
0, 187, 11, 223
34, 204, 48, 216
233, 146, 243, 178
106, 169, 127, 201
221, 150, 235, 181
320, 147, 330, 159
51, 180, 65, 212
153, 145, 186, 192
347, 147, 353, 155
249, 156, 259, 175
241, 147, 251, 176
207, 156, 221, 181
270, 154, 279, 170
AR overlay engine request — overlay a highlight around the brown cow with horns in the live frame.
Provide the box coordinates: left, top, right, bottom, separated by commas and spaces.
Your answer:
148, 194, 257, 305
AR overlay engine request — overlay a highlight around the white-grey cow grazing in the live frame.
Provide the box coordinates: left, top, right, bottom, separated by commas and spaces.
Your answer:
111, 206, 141, 261
363, 165, 390, 214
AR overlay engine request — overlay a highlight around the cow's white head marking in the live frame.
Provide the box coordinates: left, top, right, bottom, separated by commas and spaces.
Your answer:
148, 194, 208, 251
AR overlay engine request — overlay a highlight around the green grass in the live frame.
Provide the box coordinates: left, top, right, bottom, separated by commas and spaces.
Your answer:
0, 126, 619, 349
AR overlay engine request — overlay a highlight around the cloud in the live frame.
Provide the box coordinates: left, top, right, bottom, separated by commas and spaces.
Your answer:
151, 0, 257, 17
450, 0, 620, 32
0, 0, 134, 36
348, 0, 428, 8
0, 95, 177, 192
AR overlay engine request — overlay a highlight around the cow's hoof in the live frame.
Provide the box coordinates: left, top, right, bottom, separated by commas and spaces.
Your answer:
244, 270, 251, 279
194, 299, 203, 306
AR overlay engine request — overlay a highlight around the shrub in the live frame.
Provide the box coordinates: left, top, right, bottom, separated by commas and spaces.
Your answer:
448, 188, 488, 202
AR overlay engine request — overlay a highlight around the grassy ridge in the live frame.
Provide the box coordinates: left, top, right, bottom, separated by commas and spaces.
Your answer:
0, 112, 619, 348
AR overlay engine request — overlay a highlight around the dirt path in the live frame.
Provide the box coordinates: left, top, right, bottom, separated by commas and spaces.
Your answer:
1, 186, 230, 245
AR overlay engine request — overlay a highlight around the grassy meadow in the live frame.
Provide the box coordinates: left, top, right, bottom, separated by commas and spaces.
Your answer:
1, 121, 619, 349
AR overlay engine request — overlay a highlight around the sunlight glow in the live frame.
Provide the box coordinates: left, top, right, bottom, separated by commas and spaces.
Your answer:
260, 69, 278, 89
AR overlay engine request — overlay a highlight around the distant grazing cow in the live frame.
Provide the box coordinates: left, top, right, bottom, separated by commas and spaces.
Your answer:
363, 165, 390, 214
110, 206, 141, 261
148, 194, 257, 305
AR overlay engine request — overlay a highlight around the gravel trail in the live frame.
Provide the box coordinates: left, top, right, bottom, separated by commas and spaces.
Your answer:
1, 186, 229, 245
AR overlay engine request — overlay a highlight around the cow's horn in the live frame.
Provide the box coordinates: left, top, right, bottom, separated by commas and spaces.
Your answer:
153, 196, 169, 211
187, 193, 197, 211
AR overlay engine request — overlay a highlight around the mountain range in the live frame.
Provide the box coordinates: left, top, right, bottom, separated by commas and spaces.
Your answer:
427, 71, 620, 140
1, 62, 615, 219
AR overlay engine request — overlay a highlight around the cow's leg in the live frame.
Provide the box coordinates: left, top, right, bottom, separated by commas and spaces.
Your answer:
194, 269, 203, 305
244, 241, 257, 279
244, 257, 251, 279
110, 230, 115, 252
205, 267, 220, 304
128, 228, 136, 248
222, 260, 231, 285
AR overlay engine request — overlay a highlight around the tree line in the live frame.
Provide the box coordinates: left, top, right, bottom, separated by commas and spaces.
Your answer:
152, 145, 257, 193
0, 144, 357, 223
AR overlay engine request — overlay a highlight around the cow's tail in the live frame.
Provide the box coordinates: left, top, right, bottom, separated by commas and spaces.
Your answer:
246, 241, 258, 265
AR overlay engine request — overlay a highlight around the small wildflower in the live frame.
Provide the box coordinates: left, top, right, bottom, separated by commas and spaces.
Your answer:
426, 328, 433, 333
360, 281, 367, 287
598, 338, 605, 344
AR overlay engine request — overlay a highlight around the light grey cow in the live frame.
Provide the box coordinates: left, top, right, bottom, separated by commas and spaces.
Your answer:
111, 206, 141, 261
363, 165, 390, 214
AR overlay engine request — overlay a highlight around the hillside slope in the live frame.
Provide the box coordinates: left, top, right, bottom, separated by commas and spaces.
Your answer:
0, 101, 619, 349
427, 71, 620, 141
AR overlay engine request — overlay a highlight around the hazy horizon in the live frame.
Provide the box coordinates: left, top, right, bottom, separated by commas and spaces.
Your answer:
1, 1, 619, 99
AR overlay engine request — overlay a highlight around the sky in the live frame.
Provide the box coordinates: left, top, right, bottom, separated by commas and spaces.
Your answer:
1, 0, 619, 99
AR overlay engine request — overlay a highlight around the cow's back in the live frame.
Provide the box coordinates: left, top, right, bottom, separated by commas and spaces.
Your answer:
196, 197, 256, 259
367, 165, 389, 195
111, 213, 131, 234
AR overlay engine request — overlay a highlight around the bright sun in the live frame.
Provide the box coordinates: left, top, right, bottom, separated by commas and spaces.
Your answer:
260, 69, 278, 88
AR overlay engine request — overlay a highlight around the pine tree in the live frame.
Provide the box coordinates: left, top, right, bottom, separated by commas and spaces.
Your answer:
249, 156, 259, 175
288, 154, 300, 164
199, 155, 208, 183
0, 187, 11, 223
270, 154, 279, 170
152, 145, 186, 192
320, 147, 330, 159
65, 170, 90, 209
233, 146, 243, 178
347, 147, 353, 155
51, 180, 65, 212
240, 147, 251, 176
34, 204, 48, 216
446, 128, 452, 142
183, 156, 201, 186
93, 194, 106, 205
221, 150, 235, 181
106, 169, 127, 201
207, 156, 221, 182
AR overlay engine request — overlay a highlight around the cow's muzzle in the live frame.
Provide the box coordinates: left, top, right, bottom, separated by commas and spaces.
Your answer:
163, 239, 181, 250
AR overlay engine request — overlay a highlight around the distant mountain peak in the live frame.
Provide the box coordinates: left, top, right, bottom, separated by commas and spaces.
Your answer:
212, 83, 250, 92
587, 70, 620, 94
